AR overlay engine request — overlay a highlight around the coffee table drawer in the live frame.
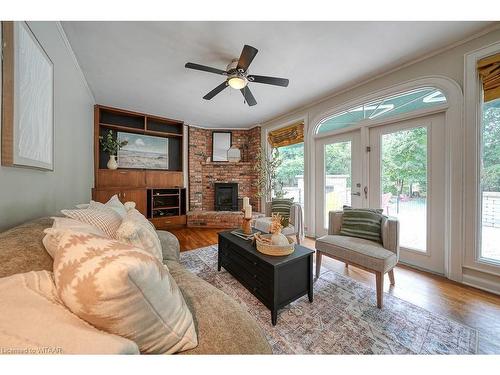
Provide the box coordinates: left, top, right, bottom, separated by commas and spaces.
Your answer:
219, 246, 272, 283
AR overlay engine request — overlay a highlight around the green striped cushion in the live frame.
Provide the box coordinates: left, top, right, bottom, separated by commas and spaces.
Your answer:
271, 198, 294, 227
339, 207, 384, 243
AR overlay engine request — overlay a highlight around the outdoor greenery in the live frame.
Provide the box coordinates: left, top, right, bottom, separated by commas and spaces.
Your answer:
381, 127, 427, 198
482, 99, 500, 192
275, 143, 304, 187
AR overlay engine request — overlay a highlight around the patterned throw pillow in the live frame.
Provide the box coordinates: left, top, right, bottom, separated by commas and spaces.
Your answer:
42, 217, 107, 258
61, 206, 122, 238
271, 198, 294, 227
339, 207, 384, 243
52, 230, 198, 354
116, 208, 163, 262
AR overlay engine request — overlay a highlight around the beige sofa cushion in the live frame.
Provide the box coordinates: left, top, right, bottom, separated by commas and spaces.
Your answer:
316, 234, 397, 273
52, 230, 198, 354
0, 270, 139, 354
253, 217, 296, 236
116, 208, 162, 261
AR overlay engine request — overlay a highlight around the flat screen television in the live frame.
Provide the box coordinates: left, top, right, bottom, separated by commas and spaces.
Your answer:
117, 132, 169, 170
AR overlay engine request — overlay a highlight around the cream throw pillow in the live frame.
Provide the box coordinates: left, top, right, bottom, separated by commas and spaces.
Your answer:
52, 230, 198, 354
0, 270, 139, 354
61, 205, 122, 238
116, 208, 163, 261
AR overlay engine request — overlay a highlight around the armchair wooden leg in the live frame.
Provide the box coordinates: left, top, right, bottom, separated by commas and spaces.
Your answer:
296, 233, 301, 245
388, 269, 395, 286
315, 251, 322, 279
345, 263, 349, 268
375, 272, 383, 308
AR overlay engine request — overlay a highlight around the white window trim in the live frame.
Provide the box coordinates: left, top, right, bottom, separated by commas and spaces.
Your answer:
308, 76, 464, 282
463, 41, 500, 277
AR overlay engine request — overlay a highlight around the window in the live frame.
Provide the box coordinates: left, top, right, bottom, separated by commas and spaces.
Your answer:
316, 87, 446, 134
480, 98, 500, 263
274, 142, 305, 209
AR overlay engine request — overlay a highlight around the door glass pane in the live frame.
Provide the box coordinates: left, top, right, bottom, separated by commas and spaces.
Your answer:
275, 142, 305, 212
381, 127, 427, 251
324, 141, 351, 227
480, 98, 500, 262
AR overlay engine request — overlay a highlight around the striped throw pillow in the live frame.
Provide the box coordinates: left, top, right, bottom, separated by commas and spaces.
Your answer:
271, 198, 294, 227
61, 206, 122, 239
339, 207, 384, 243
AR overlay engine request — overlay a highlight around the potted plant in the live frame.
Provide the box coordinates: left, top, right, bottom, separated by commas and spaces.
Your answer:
99, 130, 128, 170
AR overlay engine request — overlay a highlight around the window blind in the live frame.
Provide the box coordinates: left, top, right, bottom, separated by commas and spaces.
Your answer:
477, 53, 500, 102
267, 121, 304, 148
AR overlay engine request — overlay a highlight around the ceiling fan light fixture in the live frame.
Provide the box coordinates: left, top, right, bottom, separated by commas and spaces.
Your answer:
228, 75, 248, 90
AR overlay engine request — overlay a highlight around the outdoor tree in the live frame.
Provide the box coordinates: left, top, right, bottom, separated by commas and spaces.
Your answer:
482, 99, 500, 192
381, 127, 427, 212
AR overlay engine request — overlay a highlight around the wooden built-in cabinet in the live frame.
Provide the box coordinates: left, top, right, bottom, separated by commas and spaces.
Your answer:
92, 105, 187, 228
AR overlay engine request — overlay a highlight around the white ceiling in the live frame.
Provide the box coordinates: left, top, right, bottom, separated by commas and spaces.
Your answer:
62, 21, 491, 128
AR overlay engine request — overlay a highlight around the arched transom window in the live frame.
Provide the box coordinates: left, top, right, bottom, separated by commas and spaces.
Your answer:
316, 87, 447, 134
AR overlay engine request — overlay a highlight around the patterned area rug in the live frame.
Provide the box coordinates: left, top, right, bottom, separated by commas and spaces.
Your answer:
180, 245, 478, 354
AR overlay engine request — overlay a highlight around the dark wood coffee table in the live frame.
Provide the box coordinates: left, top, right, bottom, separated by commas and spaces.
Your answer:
218, 231, 314, 325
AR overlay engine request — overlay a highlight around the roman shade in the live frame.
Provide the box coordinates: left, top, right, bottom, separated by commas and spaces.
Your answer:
477, 53, 500, 102
267, 121, 304, 148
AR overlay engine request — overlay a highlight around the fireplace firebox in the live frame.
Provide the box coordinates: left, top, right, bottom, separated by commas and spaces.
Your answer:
214, 183, 238, 211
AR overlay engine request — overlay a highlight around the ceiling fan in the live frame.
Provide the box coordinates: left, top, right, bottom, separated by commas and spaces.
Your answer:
185, 44, 289, 106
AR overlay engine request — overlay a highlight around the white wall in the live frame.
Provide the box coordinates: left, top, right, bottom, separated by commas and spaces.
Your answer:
0, 22, 95, 231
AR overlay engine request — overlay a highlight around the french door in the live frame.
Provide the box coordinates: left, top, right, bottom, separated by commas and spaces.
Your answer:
315, 131, 362, 237
315, 114, 445, 274
368, 115, 445, 274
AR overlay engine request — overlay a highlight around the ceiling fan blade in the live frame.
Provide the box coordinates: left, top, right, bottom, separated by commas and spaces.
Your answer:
248, 75, 289, 87
185, 62, 227, 76
203, 81, 228, 100
236, 45, 258, 72
240, 87, 257, 106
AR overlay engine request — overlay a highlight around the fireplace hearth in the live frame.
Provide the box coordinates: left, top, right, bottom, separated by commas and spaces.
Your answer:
214, 183, 238, 211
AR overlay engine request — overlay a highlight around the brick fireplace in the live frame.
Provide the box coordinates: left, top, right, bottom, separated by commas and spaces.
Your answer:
187, 126, 262, 227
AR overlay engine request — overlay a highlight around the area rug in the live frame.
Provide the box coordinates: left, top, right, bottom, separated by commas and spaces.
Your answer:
179, 245, 478, 354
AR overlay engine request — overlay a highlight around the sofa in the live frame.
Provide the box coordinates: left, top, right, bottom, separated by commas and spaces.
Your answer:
0, 217, 272, 354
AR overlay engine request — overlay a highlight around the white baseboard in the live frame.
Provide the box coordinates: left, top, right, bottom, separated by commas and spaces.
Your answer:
462, 273, 500, 296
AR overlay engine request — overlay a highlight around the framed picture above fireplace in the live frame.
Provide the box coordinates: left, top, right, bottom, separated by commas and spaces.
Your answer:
212, 131, 232, 162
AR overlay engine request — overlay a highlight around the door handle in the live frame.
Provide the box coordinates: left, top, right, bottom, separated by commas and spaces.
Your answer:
351, 192, 361, 196
364, 186, 368, 199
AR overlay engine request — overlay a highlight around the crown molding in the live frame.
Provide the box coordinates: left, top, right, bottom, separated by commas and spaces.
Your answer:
260, 22, 500, 128
55, 21, 95, 103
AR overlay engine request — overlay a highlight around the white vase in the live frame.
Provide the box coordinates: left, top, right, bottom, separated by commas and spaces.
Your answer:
107, 155, 118, 170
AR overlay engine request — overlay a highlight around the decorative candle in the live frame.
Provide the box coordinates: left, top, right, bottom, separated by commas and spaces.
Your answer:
243, 197, 250, 209
244, 204, 252, 219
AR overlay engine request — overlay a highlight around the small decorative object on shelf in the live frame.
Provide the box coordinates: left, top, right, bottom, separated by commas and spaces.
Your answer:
99, 130, 128, 170
227, 146, 241, 162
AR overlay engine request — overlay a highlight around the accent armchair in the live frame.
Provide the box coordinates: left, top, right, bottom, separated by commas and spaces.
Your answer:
253, 201, 305, 244
315, 210, 400, 308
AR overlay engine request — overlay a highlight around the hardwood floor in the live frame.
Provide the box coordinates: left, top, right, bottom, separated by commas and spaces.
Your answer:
168, 227, 500, 354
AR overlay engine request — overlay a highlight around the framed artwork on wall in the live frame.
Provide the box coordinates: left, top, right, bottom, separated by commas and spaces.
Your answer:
212, 131, 232, 162
1, 21, 54, 170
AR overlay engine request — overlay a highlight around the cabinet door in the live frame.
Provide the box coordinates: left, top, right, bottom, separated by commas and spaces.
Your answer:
93, 189, 121, 204
121, 189, 147, 216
